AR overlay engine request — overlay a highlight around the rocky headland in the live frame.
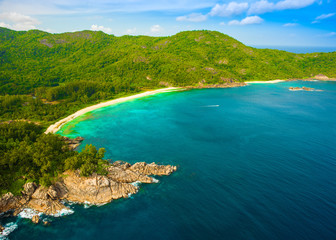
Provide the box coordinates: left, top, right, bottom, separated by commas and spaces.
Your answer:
306, 74, 336, 81
0, 161, 177, 222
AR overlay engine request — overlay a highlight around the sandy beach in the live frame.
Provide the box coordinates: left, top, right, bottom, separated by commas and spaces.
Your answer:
45, 87, 181, 134
245, 80, 287, 84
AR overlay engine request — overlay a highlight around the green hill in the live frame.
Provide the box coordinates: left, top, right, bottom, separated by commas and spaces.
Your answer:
0, 27, 335, 124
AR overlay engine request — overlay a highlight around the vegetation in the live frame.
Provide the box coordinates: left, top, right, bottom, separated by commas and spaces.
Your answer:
0, 122, 108, 195
0, 27, 335, 125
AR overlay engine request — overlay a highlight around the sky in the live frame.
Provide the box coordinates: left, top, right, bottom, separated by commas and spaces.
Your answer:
0, 0, 335, 47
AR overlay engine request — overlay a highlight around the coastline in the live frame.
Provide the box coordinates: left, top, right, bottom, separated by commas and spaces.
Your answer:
45, 87, 181, 134
245, 80, 287, 84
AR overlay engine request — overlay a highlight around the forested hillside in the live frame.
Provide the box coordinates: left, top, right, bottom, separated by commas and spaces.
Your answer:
0, 27, 335, 125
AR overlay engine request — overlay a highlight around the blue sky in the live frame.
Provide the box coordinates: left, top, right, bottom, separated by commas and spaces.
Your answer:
0, 0, 335, 47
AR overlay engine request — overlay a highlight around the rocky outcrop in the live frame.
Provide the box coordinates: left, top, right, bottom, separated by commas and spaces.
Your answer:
187, 82, 246, 89
129, 162, 177, 176
23, 182, 38, 197
0, 193, 21, 214
306, 74, 336, 81
63, 136, 84, 150
0, 161, 177, 217
107, 165, 153, 183
289, 87, 314, 91
313, 74, 329, 80
289, 87, 322, 91
32, 215, 40, 224
62, 172, 138, 204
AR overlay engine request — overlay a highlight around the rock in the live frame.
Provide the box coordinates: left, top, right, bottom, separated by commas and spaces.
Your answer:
23, 182, 38, 196
31, 186, 49, 200
43, 220, 50, 226
62, 171, 138, 204
52, 181, 68, 199
32, 215, 40, 224
289, 87, 318, 91
27, 199, 67, 215
187, 82, 246, 89
47, 185, 58, 200
314, 74, 329, 80
0, 193, 21, 214
111, 161, 131, 170
63, 136, 84, 150
129, 162, 177, 176
107, 166, 153, 183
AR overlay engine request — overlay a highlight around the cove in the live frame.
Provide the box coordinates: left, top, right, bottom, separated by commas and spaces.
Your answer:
7, 80, 336, 240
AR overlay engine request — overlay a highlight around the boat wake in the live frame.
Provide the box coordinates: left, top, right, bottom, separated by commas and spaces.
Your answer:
201, 105, 219, 108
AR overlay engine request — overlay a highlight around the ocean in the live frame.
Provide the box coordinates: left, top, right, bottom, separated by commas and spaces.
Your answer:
251, 45, 336, 54
2, 80, 336, 240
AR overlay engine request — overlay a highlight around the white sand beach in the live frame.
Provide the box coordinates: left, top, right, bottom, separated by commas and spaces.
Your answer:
245, 80, 287, 84
45, 87, 181, 134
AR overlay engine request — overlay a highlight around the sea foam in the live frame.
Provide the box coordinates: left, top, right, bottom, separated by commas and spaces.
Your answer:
17, 208, 41, 219
131, 181, 142, 187
50, 208, 74, 217
0, 222, 18, 240
152, 178, 159, 183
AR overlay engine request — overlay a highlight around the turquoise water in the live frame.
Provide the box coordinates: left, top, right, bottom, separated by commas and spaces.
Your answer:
4, 81, 336, 239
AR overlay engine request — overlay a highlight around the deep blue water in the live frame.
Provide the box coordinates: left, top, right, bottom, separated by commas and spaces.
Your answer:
252, 45, 336, 53
3, 81, 336, 240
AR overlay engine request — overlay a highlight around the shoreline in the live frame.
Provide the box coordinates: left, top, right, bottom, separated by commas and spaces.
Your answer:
245, 80, 287, 84
45, 87, 181, 134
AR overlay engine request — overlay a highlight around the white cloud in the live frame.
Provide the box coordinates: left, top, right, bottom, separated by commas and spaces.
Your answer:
312, 13, 335, 23
126, 27, 136, 35
316, 12, 335, 20
325, 32, 336, 36
248, 0, 274, 14
219, 22, 226, 25
150, 24, 162, 33
210, 2, 249, 17
0, 12, 40, 30
0, 22, 11, 28
90, 24, 112, 34
248, 0, 316, 15
228, 16, 264, 25
283, 23, 298, 27
276, 0, 315, 10
176, 13, 207, 22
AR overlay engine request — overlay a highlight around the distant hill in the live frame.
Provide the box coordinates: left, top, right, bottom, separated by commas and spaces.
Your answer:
0, 27, 335, 124
1, 27, 335, 95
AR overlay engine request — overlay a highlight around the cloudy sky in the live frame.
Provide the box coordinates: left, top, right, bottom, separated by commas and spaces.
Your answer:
0, 0, 335, 47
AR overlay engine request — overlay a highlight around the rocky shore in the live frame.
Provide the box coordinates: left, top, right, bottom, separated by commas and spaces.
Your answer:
63, 136, 84, 150
306, 74, 336, 81
0, 161, 177, 222
187, 82, 246, 89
